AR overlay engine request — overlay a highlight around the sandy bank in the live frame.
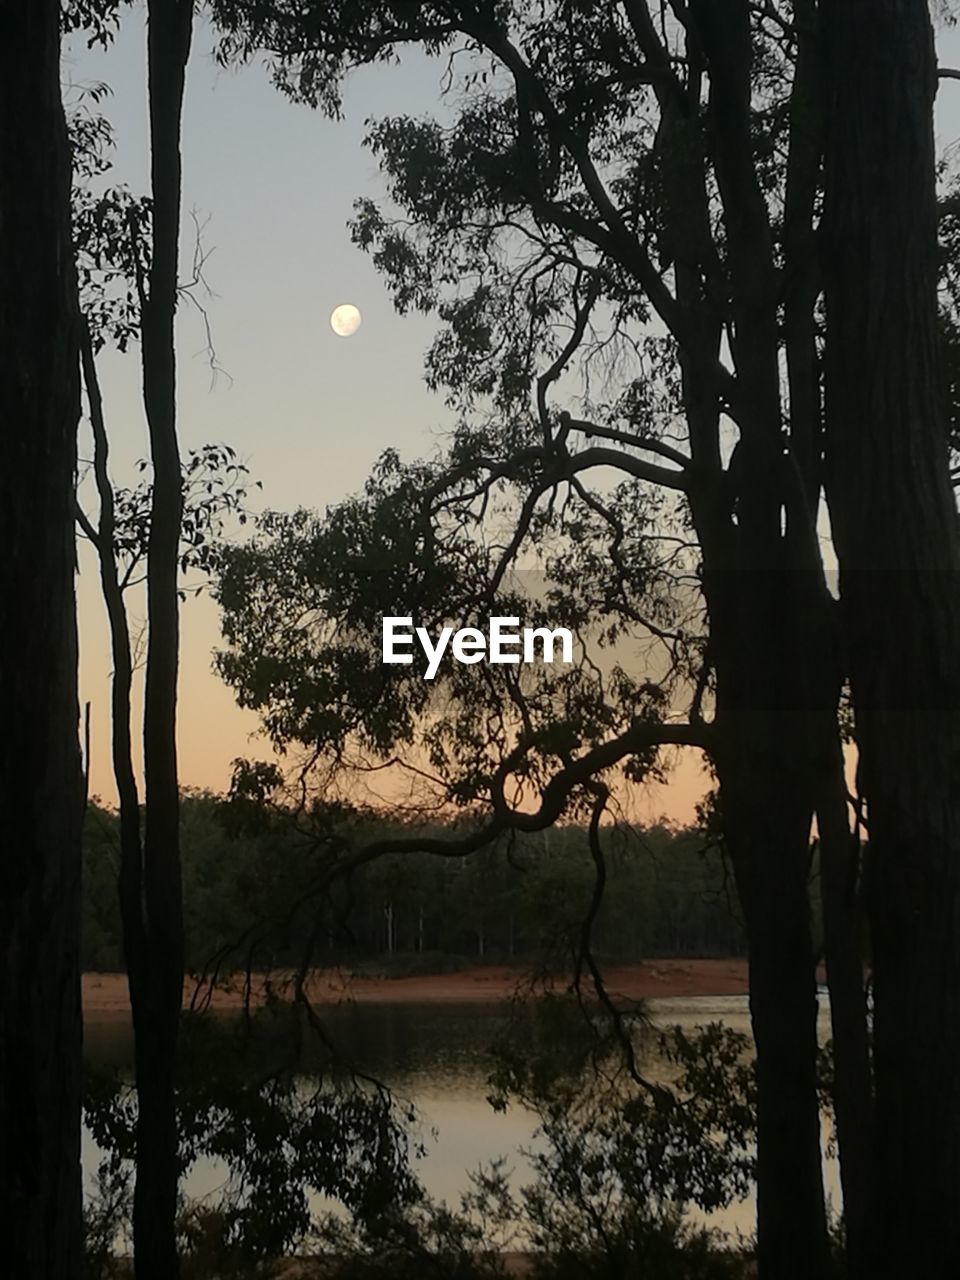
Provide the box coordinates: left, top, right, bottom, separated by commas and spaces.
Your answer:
82, 958, 752, 1017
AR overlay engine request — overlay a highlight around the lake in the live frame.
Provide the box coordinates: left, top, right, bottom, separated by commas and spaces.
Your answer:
82, 993, 840, 1243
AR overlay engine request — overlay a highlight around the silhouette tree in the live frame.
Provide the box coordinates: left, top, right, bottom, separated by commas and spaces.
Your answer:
0, 1, 84, 1274
68, 0, 194, 1273
204, 12, 880, 1280
822, 1, 960, 1272
210, 5, 875, 1275
129, 8, 195, 1272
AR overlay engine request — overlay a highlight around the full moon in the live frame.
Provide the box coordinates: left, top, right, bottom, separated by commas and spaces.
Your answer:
330, 303, 362, 337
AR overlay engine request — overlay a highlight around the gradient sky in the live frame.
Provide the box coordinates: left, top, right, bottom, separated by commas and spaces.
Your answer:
67, 9, 960, 824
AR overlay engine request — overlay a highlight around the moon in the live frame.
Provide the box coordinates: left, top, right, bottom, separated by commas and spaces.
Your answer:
330, 303, 362, 338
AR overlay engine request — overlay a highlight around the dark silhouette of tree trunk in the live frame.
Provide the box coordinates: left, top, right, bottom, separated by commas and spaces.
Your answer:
783, 5, 875, 1266
718, 744, 829, 1280
682, 4, 836, 1270
78, 326, 143, 937
0, 1, 84, 1273
821, 1, 960, 1272
76, 323, 146, 1087
125, 3, 193, 1276
699, 554, 835, 1280
816, 725, 873, 1280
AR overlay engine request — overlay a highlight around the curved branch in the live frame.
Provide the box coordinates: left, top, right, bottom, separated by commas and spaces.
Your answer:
564, 416, 694, 468
536, 272, 600, 447
562, 443, 690, 490
311, 718, 711, 885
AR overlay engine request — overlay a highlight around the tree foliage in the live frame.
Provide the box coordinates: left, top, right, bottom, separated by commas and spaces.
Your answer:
81, 794, 748, 973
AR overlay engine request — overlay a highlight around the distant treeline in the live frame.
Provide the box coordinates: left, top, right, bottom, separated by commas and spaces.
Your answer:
81, 792, 750, 973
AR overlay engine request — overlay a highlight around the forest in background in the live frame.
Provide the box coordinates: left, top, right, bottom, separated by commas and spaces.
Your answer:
81, 795, 748, 974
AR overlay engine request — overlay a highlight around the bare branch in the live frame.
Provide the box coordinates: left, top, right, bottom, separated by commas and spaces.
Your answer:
536, 272, 601, 447
564, 415, 694, 468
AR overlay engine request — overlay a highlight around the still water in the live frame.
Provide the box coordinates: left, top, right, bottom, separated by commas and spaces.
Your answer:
82, 994, 839, 1241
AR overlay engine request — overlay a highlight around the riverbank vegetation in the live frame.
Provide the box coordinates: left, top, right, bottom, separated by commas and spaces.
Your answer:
82, 795, 747, 977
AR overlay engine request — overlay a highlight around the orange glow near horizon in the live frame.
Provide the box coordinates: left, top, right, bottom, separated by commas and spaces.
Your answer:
78, 549, 712, 827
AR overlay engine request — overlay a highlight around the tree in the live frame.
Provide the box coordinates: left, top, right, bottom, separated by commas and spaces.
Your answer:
209, 6, 877, 1274
821, 1, 960, 1272
68, 0, 195, 1272
0, 1, 84, 1273
131, 5, 194, 1268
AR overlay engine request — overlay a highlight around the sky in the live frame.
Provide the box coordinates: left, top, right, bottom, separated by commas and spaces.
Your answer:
69, 13, 462, 809
67, 8, 960, 825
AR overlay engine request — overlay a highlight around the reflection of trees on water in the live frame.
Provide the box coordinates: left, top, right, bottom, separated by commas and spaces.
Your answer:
83, 998, 818, 1277
84, 1007, 420, 1270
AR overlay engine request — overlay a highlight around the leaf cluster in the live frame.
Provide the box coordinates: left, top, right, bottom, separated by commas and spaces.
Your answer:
80, 442, 256, 596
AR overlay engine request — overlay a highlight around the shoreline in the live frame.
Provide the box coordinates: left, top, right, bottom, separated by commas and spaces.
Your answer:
82, 958, 754, 1017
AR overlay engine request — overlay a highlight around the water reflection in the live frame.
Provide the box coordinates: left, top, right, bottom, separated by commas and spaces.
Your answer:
82, 994, 838, 1241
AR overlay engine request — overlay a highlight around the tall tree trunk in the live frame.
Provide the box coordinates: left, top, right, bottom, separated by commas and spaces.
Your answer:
821, 1, 960, 1271
676, 290, 834, 1280
128, 4, 193, 1277
707, 563, 834, 1280
816, 723, 873, 1280
737, 829, 827, 1280
782, 4, 875, 1264
676, 6, 834, 1265
0, 2, 84, 1273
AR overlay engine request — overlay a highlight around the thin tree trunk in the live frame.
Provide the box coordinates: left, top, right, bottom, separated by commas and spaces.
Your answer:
0, 1, 84, 1273
130, 4, 193, 1277
821, 2, 960, 1271
76, 335, 150, 1253
78, 325, 144, 964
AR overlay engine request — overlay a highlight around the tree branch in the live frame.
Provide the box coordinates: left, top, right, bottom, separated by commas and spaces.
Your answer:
563, 416, 694, 468
460, 6, 746, 423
